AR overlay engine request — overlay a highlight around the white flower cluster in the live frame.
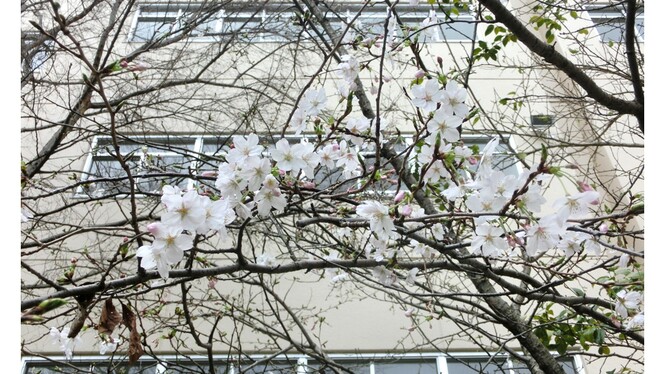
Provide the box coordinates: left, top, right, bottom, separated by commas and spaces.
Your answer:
49, 327, 79, 360
137, 186, 236, 279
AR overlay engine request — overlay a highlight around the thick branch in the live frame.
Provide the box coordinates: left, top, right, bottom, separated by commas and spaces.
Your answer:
478, 0, 643, 131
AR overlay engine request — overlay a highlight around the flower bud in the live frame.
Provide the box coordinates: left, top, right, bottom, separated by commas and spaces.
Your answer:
577, 180, 593, 192
128, 61, 151, 72
146, 222, 160, 235
415, 70, 426, 79
200, 170, 217, 178
598, 223, 609, 233
394, 190, 406, 203
437, 56, 443, 67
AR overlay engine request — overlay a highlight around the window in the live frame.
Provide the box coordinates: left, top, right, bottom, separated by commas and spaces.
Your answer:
79, 135, 518, 198
23, 354, 581, 374
129, 4, 475, 43
129, 4, 301, 43
587, 6, 644, 43
80, 136, 198, 197
327, 5, 475, 43
23, 359, 159, 373
530, 114, 555, 128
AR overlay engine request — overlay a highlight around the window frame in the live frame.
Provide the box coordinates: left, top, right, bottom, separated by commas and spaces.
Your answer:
77, 134, 520, 199
77, 136, 200, 199
21, 352, 584, 374
128, 3, 300, 43
585, 4, 644, 44
127, 3, 477, 44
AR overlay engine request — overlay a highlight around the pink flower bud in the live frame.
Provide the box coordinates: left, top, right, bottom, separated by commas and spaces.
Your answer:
119, 60, 128, 68
128, 61, 151, 72
468, 157, 478, 165
146, 222, 160, 235
577, 181, 593, 192
399, 205, 413, 217
506, 236, 518, 248
200, 170, 217, 178
122, 237, 129, 242
302, 181, 316, 189
71, 257, 78, 264
394, 191, 406, 203
599, 223, 609, 234
415, 70, 426, 79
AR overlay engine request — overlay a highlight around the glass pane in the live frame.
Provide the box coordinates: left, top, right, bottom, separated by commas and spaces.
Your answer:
439, 21, 475, 41
511, 357, 577, 374
85, 156, 141, 194
237, 360, 300, 374
164, 362, 229, 374
374, 361, 437, 374
590, 15, 625, 43
446, 357, 508, 374
24, 361, 158, 374
262, 12, 303, 41
138, 155, 190, 193
133, 18, 175, 41
309, 360, 370, 374
202, 137, 232, 155
635, 16, 644, 40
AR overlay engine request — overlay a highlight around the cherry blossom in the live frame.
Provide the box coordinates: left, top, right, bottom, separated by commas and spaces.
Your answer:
440, 80, 469, 117
272, 138, 307, 173
227, 134, 264, 165
240, 156, 272, 191
470, 223, 508, 258
49, 327, 79, 360
301, 87, 327, 116
255, 176, 287, 217
553, 190, 601, 222
405, 268, 419, 285
289, 107, 307, 135
525, 214, 565, 257
161, 190, 206, 232
337, 54, 359, 84
428, 109, 462, 143
411, 79, 443, 113
614, 290, 642, 318
372, 266, 397, 287
420, 10, 440, 42
356, 200, 396, 238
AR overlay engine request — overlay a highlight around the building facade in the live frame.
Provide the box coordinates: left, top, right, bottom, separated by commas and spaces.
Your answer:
20, 0, 644, 373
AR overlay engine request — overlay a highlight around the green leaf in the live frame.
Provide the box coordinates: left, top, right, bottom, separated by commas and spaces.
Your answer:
598, 346, 611, 355
572, 288, 585, 297
570, 11, 578, 19
485, 25, 494, 36
546, 30, 555, 44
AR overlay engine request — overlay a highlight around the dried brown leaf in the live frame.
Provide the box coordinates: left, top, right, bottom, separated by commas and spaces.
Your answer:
97, 298, 122, 335
122, 302, 144, 364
